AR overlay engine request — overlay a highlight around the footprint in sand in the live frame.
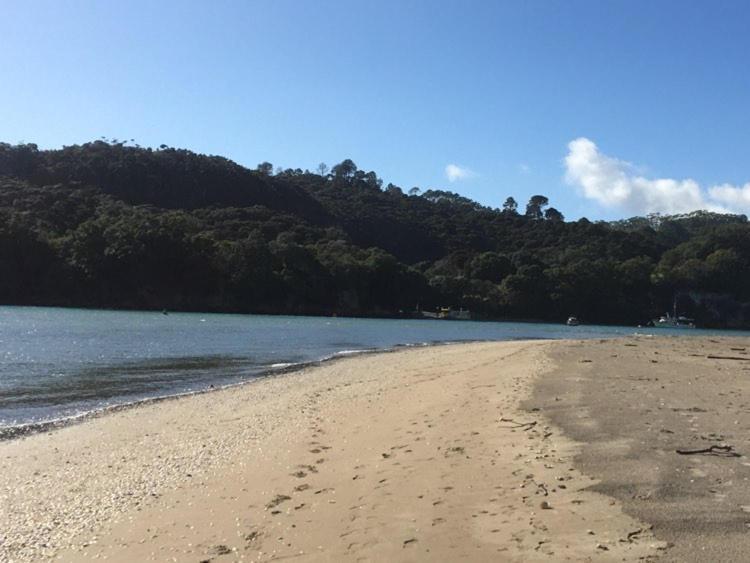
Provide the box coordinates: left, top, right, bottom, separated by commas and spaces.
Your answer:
208, 544, 233, 556
266, 494, 292, 509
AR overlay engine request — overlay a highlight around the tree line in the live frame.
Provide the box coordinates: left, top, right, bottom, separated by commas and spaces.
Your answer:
1, 140, 749, 327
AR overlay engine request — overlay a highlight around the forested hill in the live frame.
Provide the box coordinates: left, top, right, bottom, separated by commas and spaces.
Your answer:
2, 140, 750, 327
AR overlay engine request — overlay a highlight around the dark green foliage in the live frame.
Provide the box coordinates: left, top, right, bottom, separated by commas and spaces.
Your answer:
1, 140, 749, 326
502, 197, 518, 215
469, 252, 513, 283
525, 195, 549, 220
544, 207, 564, 222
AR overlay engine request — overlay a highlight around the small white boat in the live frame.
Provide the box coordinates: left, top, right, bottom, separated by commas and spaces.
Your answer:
566, 316, 580, 326
652, 298, 696, 328
653, 312, 695, 329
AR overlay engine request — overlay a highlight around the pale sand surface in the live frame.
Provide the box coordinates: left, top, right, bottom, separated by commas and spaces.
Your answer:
533, 335, 750, 562
1, 341, 666, 562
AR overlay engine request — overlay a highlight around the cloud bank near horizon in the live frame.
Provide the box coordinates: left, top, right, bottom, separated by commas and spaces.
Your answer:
564, 138, 750, 216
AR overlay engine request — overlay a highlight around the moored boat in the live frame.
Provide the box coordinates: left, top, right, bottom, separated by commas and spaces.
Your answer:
652, 312, 695, 328
652, 297, 696, 328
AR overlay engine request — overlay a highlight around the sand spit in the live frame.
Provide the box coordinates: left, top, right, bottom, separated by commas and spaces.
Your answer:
1, 341, 664, 562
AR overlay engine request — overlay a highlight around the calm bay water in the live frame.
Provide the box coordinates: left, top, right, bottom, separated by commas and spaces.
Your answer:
1, 306, 745, 428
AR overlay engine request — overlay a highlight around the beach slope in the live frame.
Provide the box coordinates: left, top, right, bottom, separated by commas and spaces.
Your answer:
1, 341, 662, 562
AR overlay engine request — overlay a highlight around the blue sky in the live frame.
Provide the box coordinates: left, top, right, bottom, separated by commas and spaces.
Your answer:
2, 1, 750, 220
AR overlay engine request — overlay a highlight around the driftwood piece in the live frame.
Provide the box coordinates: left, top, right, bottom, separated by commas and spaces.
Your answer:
675, 445, 740, 457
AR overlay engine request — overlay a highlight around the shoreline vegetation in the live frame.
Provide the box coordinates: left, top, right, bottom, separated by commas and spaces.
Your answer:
6, 337, 750, 562
3, 141, 750, 328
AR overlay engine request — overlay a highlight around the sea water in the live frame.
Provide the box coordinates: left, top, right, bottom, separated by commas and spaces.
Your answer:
1, 306, 745, 428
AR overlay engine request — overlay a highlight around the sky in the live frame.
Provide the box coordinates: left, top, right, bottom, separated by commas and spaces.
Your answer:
2, 0, 750, 220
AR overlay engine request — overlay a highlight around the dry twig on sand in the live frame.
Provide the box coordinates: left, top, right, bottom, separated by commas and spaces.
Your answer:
499, 417, 537, 430
622, 526, 651, 543
706, 355, 749, 361
675, 445, 740, 457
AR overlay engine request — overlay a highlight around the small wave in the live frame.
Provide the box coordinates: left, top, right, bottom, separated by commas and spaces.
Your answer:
0, 375, 264, 441
334, 349, 371, 356
269, 362, 298, 369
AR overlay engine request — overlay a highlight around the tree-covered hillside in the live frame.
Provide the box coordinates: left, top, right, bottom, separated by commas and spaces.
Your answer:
1, 140, 749, 327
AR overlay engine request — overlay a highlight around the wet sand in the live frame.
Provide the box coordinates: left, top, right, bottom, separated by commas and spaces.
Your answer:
532, 335, 750, 562
2, 340, 672, 562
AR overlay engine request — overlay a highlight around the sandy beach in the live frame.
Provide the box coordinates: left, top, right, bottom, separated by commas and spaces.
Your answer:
3, 337, 748, 562
533, 335, 750, 562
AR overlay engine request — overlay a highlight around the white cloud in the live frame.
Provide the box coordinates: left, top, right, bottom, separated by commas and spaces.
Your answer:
564, 137, 750, 215
518, 162, 531, 174
445, 163, 475, 182
709, 182, 750, 208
